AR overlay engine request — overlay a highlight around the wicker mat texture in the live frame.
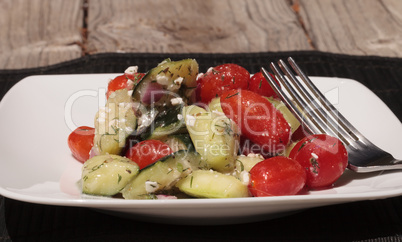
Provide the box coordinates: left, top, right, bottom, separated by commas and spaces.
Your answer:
0, 51, 401, 241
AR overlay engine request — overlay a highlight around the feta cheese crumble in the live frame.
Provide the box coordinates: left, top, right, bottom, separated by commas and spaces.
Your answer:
174, 77, 183, 85
239, 171, 250, 185
247, 153, 264, 160
196, 73, 204, 81
145, 181, 159, 193
156, 74, 169, 85
170, 97, 183, 106
124, 66, 138, 75
185, 115, 196, 127
311, 153, 319, 159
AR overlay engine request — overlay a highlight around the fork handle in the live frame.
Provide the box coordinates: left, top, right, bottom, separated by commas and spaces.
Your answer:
348, 152, 402, 172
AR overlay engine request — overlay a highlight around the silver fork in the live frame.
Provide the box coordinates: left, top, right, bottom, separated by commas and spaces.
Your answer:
261, 57, 402, 173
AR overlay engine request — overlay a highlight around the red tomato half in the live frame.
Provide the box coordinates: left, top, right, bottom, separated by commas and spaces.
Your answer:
106, 73, 145, 99
220, 89, 291, 154
197, 63, 250, 104
289, 134, 348, 189
248, 156, 306, 196
248, 72, 279, 98
125, 140, 173, 170
67, 126, 95, 163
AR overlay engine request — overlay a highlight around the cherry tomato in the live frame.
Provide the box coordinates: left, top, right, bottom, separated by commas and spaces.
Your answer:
248, 72, 279, 98
289, 134, 348, 189
106, 73, 145, 99
248, 156, 306, 196
197, 63, 250, 104
125, 140, 173, 170
220, 89, 291, 154
67, 126, 95, 163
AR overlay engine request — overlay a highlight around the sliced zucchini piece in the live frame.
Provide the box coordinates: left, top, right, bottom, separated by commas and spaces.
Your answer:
121, 150, 208, 199
229, 154, 264, 184
159, 133, 195, 152
235, 154, 264, 173
140, 105, 187, 140
208, 97, 224, 114
93, 88, 137, 155
81, 155, 139, 196
176, 170, 250, 198
132, 59, 198, 107
183, 105, 240, 173
266, 97, 300, 133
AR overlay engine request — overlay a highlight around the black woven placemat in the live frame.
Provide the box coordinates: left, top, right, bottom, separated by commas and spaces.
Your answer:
1, 51, 401, 241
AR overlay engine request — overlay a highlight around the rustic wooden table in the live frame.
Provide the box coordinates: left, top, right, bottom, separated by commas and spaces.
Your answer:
1, 0, 401, 69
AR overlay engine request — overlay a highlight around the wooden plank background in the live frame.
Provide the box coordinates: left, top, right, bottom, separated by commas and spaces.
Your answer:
1, 0, 401, 69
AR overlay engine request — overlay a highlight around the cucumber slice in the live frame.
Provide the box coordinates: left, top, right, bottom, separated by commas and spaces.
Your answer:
132, 59, 198, 107
235, 154, 264, 173
159, 133, 195, 152
122, 105, 188, 155
231, 154, 264, 184
183, 105, 240, 173
176, 170, 250, 198
208, 97, 224, 114
93, 88, 137, 155
140, 105, 187, 140
121, 150, 208, 199
266, 97, 300, 133
81, 155, 139, 196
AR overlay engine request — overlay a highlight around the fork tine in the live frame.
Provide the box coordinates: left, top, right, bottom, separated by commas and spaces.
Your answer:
286, 57, 366, 147
288, 57, 362, 140
264, 60, 348, 145
261, 67, 316, 135
275, 59, 354, 146
263, 64, 325, 135
263, 57, 402, 173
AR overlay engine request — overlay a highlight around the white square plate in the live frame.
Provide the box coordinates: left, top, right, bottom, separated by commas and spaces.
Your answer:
0, 74, 401, 225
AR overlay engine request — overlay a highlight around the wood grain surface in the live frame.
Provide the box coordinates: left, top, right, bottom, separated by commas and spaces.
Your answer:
86, 0, 312, 54
299, 0, 402, 56
0, 0, 401, 69
0, 0, 83, 69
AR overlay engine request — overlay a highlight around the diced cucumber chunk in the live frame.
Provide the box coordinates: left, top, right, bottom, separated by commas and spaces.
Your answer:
159, 133, 195, 152
93, 89, 137, 155
121, 150, 208, 199
81, 155, 139, 196
208, 97, 224, 114
132, 59, 198, 107
140, 105, 186, 140
176, 170, 250, 198
266, 97, 300, 133
183, 105, 240, 173
235, 154, 264, 173
231, 154, 264, 183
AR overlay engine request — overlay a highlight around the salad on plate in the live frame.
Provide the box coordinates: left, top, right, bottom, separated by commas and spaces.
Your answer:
67, 58, 348, 200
